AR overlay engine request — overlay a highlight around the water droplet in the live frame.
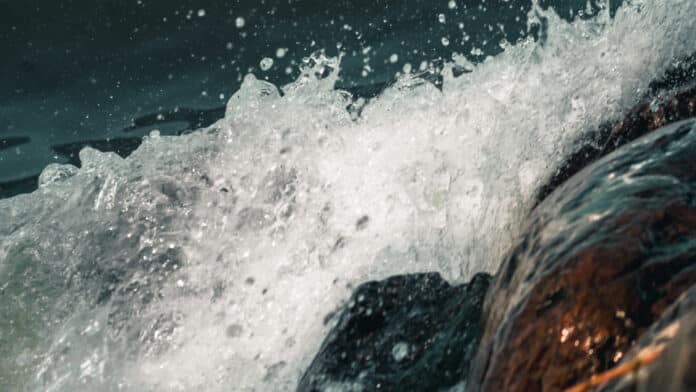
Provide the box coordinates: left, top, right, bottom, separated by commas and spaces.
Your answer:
391, 342, 409, 362
260, 57, 274, 71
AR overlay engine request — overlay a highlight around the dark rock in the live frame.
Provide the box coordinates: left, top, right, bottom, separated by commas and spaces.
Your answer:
648, 52, 696, 93
598, 285, 696, 392
537, 60, 696, 205
471, 119, 696, 392
298, 272, 491, 392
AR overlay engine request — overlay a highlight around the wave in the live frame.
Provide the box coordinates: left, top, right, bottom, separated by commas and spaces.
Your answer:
1, 1, 696, 390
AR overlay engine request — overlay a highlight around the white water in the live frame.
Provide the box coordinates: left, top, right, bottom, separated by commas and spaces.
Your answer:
1, 1, 696, 390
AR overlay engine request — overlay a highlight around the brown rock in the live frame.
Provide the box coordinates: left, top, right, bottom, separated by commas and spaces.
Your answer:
471, 120, 696, 392
537, 84, 696, 205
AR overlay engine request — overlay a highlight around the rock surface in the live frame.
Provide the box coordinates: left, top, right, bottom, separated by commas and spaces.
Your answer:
471, 119, 696, 392
537, 77, 696, 204
298, 272, 490, 392
599, 285, 696, 392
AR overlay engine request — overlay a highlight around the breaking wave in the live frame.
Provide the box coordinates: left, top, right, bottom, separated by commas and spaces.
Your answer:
1, 1, 696, 390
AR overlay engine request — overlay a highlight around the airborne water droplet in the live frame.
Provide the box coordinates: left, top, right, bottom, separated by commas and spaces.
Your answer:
260, 57, 274, 71
391, 342, 409, 362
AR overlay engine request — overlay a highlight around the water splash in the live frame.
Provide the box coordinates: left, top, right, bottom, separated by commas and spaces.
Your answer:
1, 1, 695, 390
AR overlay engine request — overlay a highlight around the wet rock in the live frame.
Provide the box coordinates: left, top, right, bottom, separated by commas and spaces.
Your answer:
537, 67, 696, 204
648, 52, 696, 93
471, 119, 696, 392
0, 136, 30, 151
601, 85, 696, 153
598, 285, 696, 392
298, 272, 491, 392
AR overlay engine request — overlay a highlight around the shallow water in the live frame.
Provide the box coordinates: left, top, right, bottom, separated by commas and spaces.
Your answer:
1, 0, 696, 390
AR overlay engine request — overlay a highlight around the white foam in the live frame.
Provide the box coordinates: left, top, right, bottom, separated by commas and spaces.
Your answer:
1, 1, 696, 390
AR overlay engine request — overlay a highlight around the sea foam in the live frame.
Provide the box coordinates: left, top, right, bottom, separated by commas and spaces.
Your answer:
1, 1, 696, 390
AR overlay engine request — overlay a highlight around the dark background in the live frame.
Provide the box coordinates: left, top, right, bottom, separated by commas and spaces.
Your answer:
0, 0, 620, 197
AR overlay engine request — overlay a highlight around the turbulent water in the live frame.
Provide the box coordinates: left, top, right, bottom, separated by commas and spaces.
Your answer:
1, 1, 696, 390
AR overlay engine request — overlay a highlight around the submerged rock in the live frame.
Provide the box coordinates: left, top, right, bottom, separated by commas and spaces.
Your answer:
298, 272, 491, 391
471, 119, 696, 392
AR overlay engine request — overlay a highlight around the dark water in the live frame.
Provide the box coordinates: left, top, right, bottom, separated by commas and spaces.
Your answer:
1, 0, 619, 196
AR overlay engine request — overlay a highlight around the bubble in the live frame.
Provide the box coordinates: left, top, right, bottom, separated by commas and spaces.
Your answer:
438, 13, 446, 23
391, 342, 409, 362
442, 37, 450, 46
235, 17, 245, 28
260, 57, 274, 71
389, 54, 399, 63
197, 9, 206, 17
448, 0, 457, 9
276, 48, 288, 58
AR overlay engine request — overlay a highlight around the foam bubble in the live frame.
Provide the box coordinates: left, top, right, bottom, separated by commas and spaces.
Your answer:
260, 57, 274, 71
